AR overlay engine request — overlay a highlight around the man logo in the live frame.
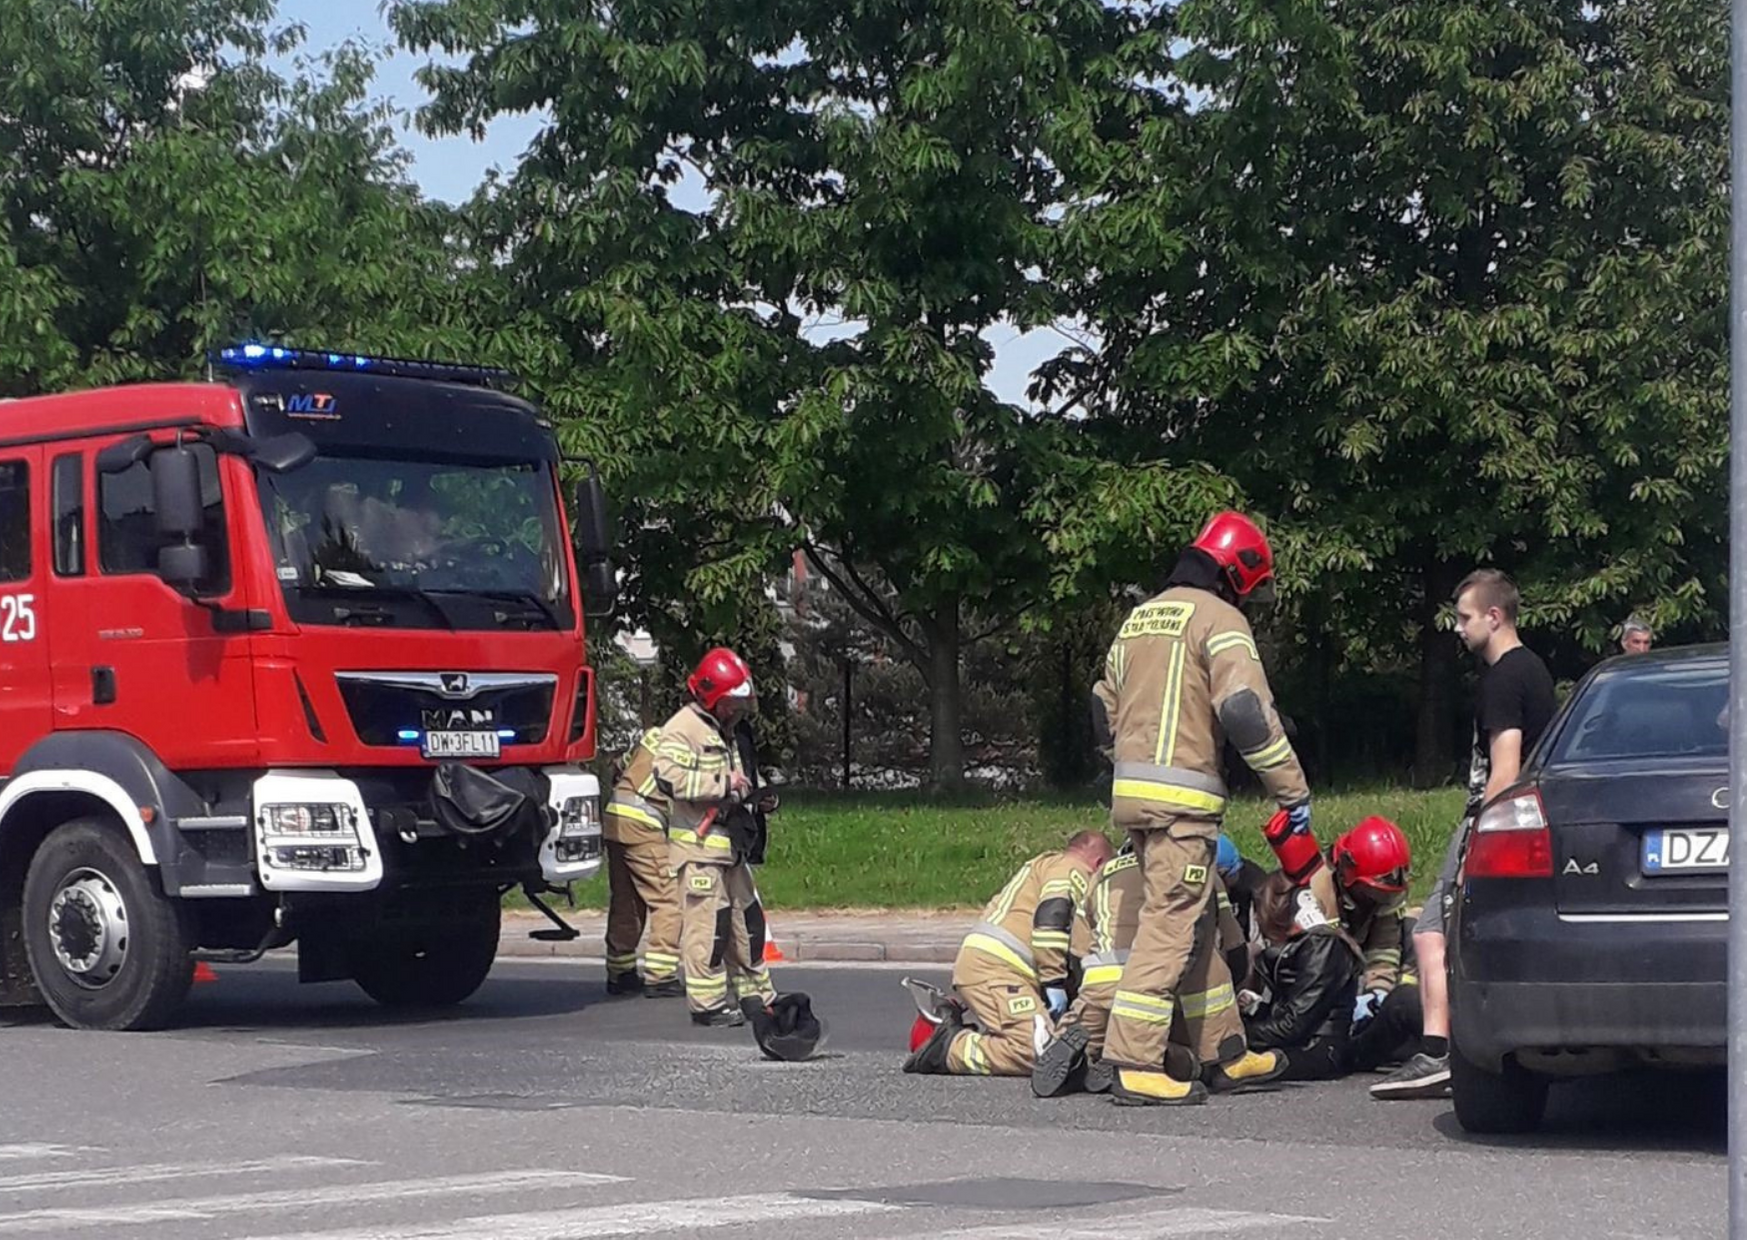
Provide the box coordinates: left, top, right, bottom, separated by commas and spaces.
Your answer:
439, 672, 471, 698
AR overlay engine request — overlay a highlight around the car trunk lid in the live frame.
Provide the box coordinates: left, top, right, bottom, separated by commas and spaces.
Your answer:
1541, 760, 1728, 916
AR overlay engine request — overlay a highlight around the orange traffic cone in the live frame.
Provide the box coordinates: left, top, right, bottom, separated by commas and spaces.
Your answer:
763, 928, 787, 964
193, 961, 219, 984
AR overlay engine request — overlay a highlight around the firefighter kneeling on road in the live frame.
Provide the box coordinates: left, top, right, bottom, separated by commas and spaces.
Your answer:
1263, 811, 1420, 1073
904, 830, 1115, 1076
1090, 511, 1304, 1106
653, 647, 781, 1028
1264, 811, 1413, 1020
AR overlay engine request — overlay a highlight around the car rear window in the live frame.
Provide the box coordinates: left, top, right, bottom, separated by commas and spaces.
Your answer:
1553, 662, 1728, 762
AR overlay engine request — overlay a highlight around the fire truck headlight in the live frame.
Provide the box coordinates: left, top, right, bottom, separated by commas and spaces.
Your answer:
258, 803, 366, 872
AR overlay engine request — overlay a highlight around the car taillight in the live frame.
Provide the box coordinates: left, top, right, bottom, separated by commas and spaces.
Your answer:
1464, 789, 1553, 879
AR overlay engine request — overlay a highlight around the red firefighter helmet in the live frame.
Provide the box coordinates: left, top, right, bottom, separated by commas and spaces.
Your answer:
909, 1013, 935, 1053
1331, 816, 1411, 897
687, 647, 753, 711
1192, 511, 1275, 600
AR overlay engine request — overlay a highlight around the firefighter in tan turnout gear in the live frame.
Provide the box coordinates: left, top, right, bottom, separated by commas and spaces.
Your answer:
659, 647, 780, 1027
904, 831, 1114, 1076
1091, 511, 1307, 1106
1031, 839, 1251, 1097
602, 726, 685, 997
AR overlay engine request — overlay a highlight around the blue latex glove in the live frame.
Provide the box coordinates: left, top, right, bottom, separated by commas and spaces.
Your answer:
1045, 987, 1069, 1019
1287, 802, 1313, 837
1352, 988, 1386, 1026
1215, 834, 1242, 878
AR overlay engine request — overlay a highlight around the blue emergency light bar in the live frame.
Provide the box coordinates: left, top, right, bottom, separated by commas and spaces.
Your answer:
211, 344, 519, 391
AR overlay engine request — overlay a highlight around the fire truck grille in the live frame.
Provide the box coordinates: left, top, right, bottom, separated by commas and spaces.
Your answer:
334, 672, 556, 748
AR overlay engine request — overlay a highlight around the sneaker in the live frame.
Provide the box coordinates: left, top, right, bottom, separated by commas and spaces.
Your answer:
1110, 1067, 1209, 1107
690, 1007, 746, 1028
1206, 1049, 1288, 1095
605, 972, 644, 996
1370, 1052, 1451, 1100
643, 977, 683, 999
1031, 1024, 1090, 1098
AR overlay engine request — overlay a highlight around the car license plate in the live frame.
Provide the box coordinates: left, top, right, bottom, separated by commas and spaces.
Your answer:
1642, 827, 1730, 874
421, 730, 501, 760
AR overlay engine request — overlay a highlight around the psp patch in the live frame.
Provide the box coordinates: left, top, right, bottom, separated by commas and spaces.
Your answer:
688, 872, 717, 892
1184, 863, 1209, 885
1007, 994, 1038, 1016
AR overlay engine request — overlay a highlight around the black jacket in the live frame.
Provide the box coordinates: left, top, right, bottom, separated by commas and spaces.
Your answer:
1245, 926, 1360, 1056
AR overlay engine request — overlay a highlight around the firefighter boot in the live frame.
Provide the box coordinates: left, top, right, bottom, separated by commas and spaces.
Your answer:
1111, 1067, 1209, 1107
1206, 1049, 1288, 1095
903, 1008, 963, 1075
691, 1006, 747, 1028
1031, 1024, 1091, 1098
1083, 1057, 1114, 1094
644, 977, 684, 999
606, 972, 645, 997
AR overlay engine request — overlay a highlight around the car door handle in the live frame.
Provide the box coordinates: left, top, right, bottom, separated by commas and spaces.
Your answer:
91, 666, 116, 706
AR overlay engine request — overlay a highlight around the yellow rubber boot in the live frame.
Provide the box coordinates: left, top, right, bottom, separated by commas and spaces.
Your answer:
1206, 1049, 1288, 1094
1110, 1068, 1210, 1107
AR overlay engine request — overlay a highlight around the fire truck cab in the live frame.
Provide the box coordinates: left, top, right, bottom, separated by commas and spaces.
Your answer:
0, 346, 613, 1030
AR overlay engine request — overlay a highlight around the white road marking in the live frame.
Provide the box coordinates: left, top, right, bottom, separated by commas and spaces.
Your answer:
0, 1155, 363, 1194
0, 1146, 95, 1162
932, 1206, 1328, 1238
0, 1169, 625, 1233
240, 1191, 906, 1240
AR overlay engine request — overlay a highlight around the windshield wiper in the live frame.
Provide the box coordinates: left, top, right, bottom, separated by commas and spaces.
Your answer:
425, 588, 563, 629
296, 582, 458, 630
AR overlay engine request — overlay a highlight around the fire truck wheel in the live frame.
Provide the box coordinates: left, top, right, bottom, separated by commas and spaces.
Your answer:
349, 903, 501, 1008
21, 817, 196, 1032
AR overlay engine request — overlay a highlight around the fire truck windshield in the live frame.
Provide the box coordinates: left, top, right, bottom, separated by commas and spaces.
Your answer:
256, 453, 574, 631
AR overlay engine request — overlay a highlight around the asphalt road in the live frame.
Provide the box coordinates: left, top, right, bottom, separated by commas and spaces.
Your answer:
0, 958, 1725, 1240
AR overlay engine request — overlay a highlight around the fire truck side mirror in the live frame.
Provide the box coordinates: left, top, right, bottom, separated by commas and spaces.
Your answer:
150, 445, 210, 594
573, 467, 611, 558
573, 466, 618, 617
582, 561, 618, 617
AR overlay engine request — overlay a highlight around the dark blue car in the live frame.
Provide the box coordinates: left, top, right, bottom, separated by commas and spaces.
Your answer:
1449, 643, 1729, 1134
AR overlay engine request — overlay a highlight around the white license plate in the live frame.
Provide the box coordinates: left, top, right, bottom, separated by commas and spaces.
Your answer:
421, 730, 501, 760
1642, 827, 1730, 874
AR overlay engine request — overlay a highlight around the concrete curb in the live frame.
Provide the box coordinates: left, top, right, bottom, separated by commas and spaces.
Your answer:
498, 911, 966, 966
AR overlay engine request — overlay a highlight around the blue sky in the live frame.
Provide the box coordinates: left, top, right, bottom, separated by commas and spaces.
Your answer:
271, 0, 1071, 406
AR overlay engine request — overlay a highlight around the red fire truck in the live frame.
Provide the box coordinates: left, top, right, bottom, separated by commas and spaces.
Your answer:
0, 346, 614, 1030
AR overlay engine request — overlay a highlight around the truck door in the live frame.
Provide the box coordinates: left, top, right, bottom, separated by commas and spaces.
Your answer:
49, 439, 259, 767
0, 448, 51, 772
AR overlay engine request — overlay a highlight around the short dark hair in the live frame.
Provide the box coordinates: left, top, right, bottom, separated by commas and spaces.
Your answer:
1454, 568, 1520, 624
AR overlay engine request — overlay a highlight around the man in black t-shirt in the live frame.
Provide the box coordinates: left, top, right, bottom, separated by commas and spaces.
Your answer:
1372, 568, 1556, 1100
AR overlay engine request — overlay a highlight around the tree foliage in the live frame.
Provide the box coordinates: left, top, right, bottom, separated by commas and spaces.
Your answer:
390, 0, 1236, 787
0, 0, 471, 394
1051, 0, 1728, 780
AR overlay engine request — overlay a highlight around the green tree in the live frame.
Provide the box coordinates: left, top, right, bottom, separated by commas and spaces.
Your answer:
1054, 0, 1728, 783
0, 1, 471, 395
391, 0, 1234, 788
